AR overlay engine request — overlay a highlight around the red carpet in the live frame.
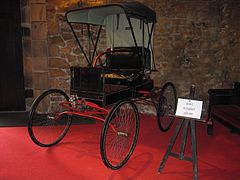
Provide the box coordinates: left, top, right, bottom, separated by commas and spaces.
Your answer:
0, 114, 239, 179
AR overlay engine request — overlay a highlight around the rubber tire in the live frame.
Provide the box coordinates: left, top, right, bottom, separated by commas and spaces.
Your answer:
100, 100, 139, 170
157, 82, 177, 132
28, 89, 72, 147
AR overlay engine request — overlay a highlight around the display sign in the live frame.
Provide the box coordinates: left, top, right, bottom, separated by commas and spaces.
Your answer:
175, 98, 203, 119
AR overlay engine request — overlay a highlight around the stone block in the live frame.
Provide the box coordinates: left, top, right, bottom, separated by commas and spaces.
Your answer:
32, 57, 48, 71
49, 78, 70, 89
60, 46, 71, 54
49, 69, 68, 78
47, 22, 59, 35
60, 22, 72, 32
32, 40, 47, 57
23, 57, 32, 75
62, 32, 74, 41
48, 44, 60, 57
48, 36, 65, 47
31, 3, 46, 21
72, 47, 81, 55
33, 72, 49, 90
66, 54, 77, 64
34, 90, 45, 99
21, 6, 30, 24
66, 40, 78, 49
22, 39, 32, 57
49, 58, 69, 69
32, 22, 47, 40
24, 75, 33, 89
23, 57, 33, 88
46, 4, 56, 21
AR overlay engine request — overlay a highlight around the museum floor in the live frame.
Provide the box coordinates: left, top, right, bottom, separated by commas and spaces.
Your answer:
0, 114, 239, 180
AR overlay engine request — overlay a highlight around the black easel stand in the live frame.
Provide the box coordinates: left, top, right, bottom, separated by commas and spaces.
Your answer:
158, 85, 198, 180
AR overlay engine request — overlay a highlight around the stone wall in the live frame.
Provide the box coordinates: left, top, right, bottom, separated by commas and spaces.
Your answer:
152, 0, 240, 101
21, 0, 240, 114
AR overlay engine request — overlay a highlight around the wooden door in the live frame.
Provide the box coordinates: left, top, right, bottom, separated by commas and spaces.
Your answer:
0, 0, 25, 111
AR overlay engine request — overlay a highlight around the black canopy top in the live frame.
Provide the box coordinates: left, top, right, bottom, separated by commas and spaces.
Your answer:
66, 1, 156, 25
113, 1, 156, 22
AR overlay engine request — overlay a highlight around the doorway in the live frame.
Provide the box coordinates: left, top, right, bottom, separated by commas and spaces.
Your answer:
0, 0, 25, 111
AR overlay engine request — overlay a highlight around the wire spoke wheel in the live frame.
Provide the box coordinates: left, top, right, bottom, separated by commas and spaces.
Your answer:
28, 89, 72, 147
100, 100, 139, 170
157, 82, 177, 132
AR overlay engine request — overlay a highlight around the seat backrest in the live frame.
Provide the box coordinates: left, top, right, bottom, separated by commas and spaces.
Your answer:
107, 47, 150, 70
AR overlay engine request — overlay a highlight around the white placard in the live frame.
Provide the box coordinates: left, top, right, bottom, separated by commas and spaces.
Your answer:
175, 98, 203, 119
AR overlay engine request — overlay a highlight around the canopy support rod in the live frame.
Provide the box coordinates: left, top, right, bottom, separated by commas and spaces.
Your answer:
91, 25, 102, 64
147, 23, 157, 71
141, 20, 145, 68
67, 22, 90, 65
87, 24, 91, 65
146, 23, 154, 50
126, 16, 138, 47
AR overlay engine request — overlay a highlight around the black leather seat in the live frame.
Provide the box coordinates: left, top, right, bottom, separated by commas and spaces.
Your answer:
107, 47, 150, 70
105, 47, 151, 86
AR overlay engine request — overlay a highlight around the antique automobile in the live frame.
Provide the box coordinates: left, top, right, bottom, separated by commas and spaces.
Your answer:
28, 2, 177, 170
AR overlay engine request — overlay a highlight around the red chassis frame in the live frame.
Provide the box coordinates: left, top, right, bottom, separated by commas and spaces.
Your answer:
60, 98, 109, 122
54, 89, 154, 135
58, 90, 153, 123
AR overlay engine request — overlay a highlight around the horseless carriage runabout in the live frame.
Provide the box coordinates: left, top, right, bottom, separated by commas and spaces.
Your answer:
28, 2, 177, 170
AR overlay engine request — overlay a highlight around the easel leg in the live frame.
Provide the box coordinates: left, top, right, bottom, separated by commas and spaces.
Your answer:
179, 119, 189, 159
158, 119, 184, 173
158, 85, 199, 179
190, 120, 198, 180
